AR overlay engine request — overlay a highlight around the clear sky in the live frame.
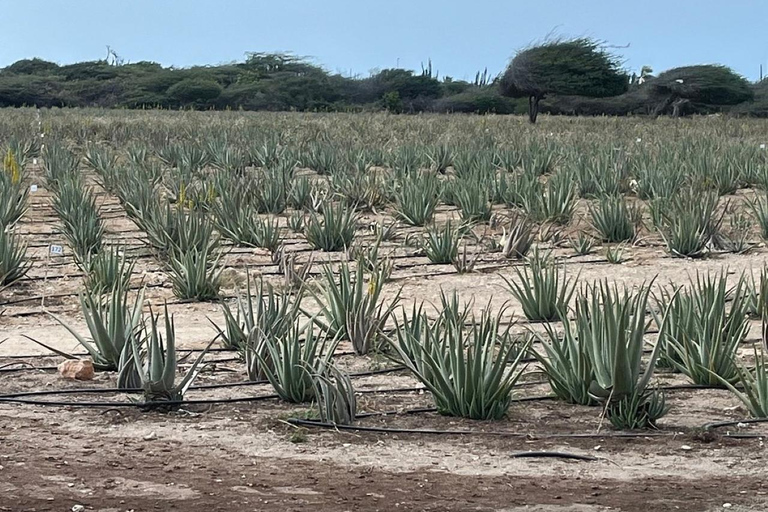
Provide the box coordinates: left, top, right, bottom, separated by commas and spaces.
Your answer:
1, 0, 766, 81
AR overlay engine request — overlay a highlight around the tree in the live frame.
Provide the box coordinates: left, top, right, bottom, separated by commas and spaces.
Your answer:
167, 78, 222, 107
4, 58, 59, 76
650, 65, 753, 116
371, 69, 442, 100
500, 38, 628, 123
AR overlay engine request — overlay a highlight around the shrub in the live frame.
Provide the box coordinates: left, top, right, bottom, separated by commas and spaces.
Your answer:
167, 78, 223, 106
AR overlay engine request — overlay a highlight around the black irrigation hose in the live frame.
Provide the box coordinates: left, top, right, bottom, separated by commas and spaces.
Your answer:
0, 362, 34, 370
353, 395, 556, 420
0, 394, 281, 408
0, 346, 251, 360
0, 384, 435, 409
285, 418, 677, 439
660, 384, 726, 391
704, 418, 768, 431
0, 365, 57, 373
0, 380, 272, 398
510, 451, 597, 461
347, 365, 407, 377
355, 407, 438, 419
0, 354, 249, 374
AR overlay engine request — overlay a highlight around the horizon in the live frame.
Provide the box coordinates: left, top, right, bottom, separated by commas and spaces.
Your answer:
1, 0, 767, 82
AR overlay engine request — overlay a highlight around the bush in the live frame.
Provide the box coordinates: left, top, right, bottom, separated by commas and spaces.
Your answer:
167, 78, 222, 106
431, 89, 523, 114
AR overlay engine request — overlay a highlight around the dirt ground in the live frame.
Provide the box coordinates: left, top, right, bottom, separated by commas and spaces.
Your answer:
2, 168, 768, 511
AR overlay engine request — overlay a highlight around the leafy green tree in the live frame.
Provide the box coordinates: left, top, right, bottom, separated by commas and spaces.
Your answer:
373, 68, 442, 100
382, 91, 402, 113
0, 75, 67, 107
167, 78, 222, 107
650, 65, 753, 116
4, 58, 59, 75
500, 38, 628, 123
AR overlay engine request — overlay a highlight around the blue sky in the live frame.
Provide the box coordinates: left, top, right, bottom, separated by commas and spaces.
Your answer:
1, 0, 766, 81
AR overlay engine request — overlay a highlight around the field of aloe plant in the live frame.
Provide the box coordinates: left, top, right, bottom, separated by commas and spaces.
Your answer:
2, 109, 768, 511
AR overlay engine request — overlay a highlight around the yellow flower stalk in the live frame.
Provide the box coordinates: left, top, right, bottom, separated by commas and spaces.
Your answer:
177, 181, 187, 211
4, 149, 21, 185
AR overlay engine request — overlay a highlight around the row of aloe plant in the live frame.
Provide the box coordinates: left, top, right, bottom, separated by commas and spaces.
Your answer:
0, 146, 31, 292
81, 134, 768, 273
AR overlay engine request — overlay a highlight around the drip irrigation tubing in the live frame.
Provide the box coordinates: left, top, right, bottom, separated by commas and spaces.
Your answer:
353, 395, 556, 420
0, 384, 433, 409
0, 360, 410, 376
0, 393, 280, 408
704, 418, 768, 431
0, 348, 357, 360
289, 418, 767, 440
285, 419, 678, 439
510, 451, 597, 461
0, 384, 429, 401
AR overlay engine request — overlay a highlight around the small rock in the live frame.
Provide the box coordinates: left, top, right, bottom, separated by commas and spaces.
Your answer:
723, 504, 733, 509
58, 359, 94, 381
143, 432, 157, 441
72, 505, 85, 512
681, 445, 692, 451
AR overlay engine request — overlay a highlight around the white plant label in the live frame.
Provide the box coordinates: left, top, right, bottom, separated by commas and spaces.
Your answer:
30, 185, 38, 193
49, 245, 64, 255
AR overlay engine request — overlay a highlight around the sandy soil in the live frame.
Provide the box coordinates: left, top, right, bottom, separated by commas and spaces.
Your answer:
2, 168, 768, 511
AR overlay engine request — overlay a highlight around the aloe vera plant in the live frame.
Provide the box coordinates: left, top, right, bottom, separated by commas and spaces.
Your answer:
523, 171, 577, 224
657, 189, 722, 258
213, 274, 303, 353
530, 313, 596, 406
502, 249, 578, 322
653, 272, 749, 386
569, 232, 596, 256
305, 201, 357, 251
168, 246, 222, 301
422, 221, 461, 264
131, 305, 213, 405
0, 173, 28, 229
581, 280, 670, 429
715, 347, 768, 418
309, 261, 400, 354
42, 141, 79, 188
388, 302, 530, 420
500, 213, 535, 260
255, 323, 337, 403
27, 285, 145, 387
311, 360, 357, 425
589, 195, 636, 243
393, 173, 440, 227
455, 180, 492, 223
51, 178, 105, 268
747, 192, 768, 240
62, 286, 144, 370
84, 246, 134, 295
0, 228, 31, 290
